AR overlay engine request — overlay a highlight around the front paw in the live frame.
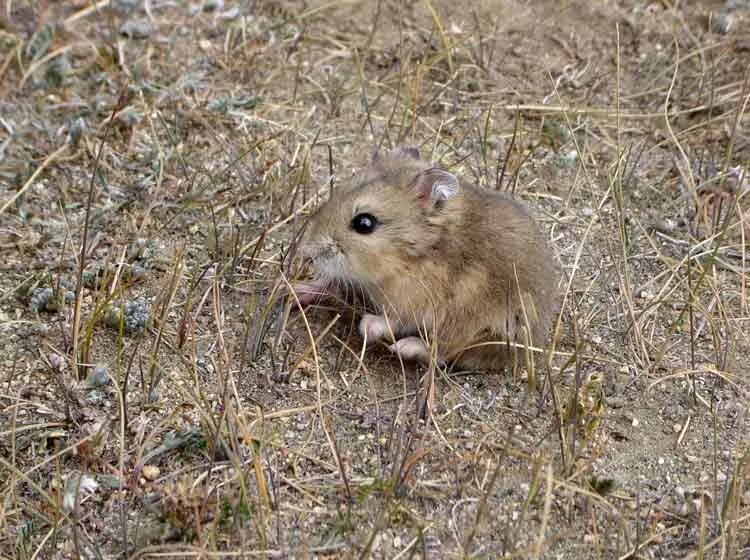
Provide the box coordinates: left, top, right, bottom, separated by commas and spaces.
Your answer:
388, 336, 431, 364
358, 314, 390, 343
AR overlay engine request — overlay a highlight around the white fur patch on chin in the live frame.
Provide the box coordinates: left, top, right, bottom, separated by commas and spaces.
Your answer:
314, 253, 347, 283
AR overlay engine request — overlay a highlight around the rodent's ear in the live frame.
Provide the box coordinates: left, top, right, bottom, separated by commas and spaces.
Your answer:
411, 167, 460, 209
373, 145, 420, 163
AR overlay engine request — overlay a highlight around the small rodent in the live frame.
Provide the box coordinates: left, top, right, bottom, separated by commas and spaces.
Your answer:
295, 146, 558, 371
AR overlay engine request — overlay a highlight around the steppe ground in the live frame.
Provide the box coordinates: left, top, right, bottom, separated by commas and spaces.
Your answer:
1, 0, 749, 558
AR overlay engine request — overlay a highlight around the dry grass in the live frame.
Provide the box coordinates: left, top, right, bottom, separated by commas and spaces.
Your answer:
1, 0, 749, 558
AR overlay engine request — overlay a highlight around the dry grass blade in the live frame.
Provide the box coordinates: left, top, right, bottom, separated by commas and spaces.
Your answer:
280, 272, 352, 503
0, 143, 68, 215
532, 463, 554, 560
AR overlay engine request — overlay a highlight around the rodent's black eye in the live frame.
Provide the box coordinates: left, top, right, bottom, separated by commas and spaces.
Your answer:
350, 213, 378, 234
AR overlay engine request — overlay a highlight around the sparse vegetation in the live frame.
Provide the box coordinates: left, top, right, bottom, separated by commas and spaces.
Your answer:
0, 0, 749, 558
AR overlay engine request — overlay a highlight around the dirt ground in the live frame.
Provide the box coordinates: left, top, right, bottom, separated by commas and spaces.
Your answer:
1, 0, 749, 558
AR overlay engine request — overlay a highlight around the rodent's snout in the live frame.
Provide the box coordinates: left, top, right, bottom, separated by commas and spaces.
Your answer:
298, 241, 314, 261
299, 240, 322, 262
301, 234, 336, 261
295, 252, 314, 274
300, 235, 342, 280
293, 241, 318, 280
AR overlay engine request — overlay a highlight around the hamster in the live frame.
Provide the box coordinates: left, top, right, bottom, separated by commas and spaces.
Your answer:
295, 146, 558, 371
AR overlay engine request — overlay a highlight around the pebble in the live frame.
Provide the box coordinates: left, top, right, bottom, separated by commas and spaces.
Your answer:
711, 12, 733, 34
202, 0, 224, 11
85, 364, 109, 388
68, 117, 86, 147
49, 353, 65, 371
637, 288, 653, 300
115, 0, 139, 9
607, 397, 625, 408
486, 135, 504, 151
142, 465, 160, 481
555, 148, 578, 168
119, 19, 152, 39
654, 218, 677, 233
